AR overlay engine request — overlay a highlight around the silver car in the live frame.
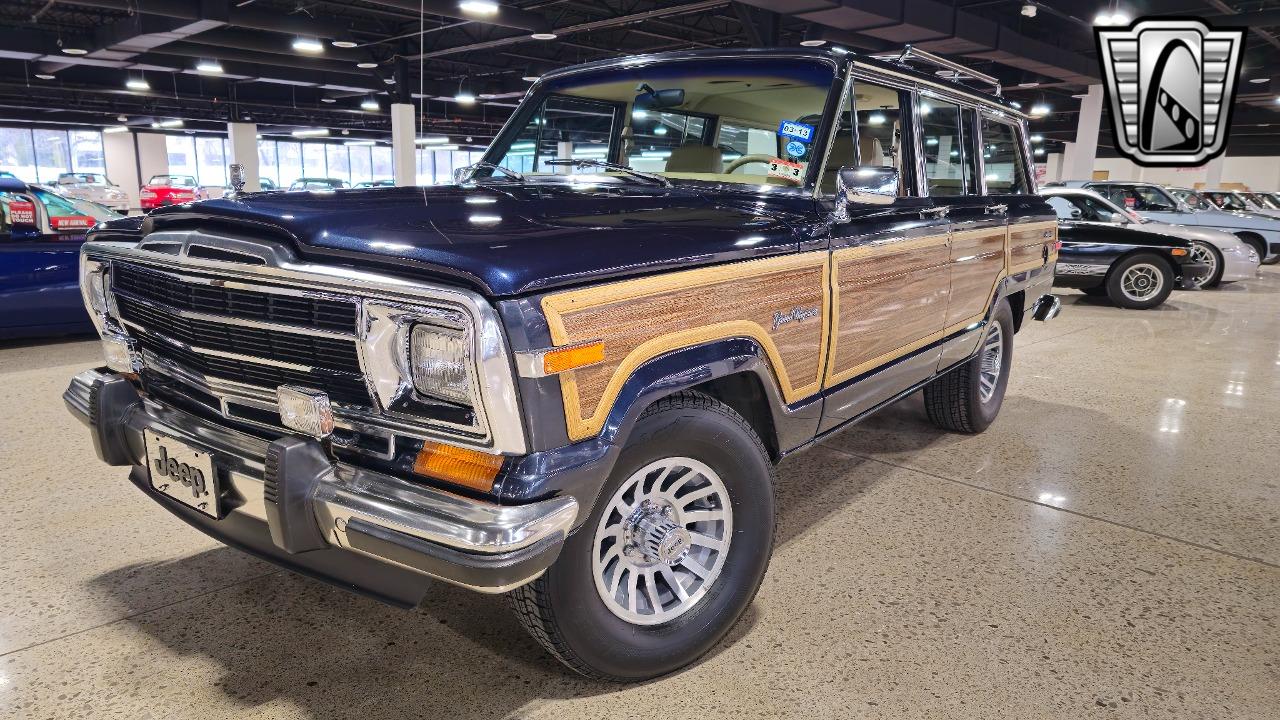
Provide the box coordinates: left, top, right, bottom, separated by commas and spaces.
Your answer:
54, 173, 130, 212
1041, 187, 1259, 288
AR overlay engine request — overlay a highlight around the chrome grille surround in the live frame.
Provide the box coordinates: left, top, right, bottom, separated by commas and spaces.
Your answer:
82, 230, 527, 455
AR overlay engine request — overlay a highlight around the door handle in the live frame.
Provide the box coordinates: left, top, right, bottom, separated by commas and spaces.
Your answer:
985, 203, 1008, 215
920, 206, 950, 219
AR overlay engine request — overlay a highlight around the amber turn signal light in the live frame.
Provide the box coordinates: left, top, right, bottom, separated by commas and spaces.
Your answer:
1170, 247, 1189, 256
413, 440, 505, 491
542, 341, 605, 375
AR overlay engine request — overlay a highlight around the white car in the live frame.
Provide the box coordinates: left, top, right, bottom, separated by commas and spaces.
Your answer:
53, 173, 130, 212
1052, 182, 1280, 266
1041, 187, 1259, 288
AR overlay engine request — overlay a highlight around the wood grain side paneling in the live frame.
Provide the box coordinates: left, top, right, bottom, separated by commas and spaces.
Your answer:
826, 234, 950, 386
946, 227, 1007, 326
543, 252, 830, 441
1008, 221, 1058, 273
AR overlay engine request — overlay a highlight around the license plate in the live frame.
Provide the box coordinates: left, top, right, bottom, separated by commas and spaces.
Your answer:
144, 429, 220, 518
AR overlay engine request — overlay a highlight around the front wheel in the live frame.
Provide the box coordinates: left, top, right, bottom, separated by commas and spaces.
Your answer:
1106, 253, 1174, 309
1187, 241, 1223, 289
509, 392, 775, 681
923, 299, 1013, 433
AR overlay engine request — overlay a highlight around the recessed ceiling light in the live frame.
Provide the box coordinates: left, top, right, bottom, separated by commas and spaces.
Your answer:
332, 40, 358, 49
357, 61, 378, 69
292, 37, 324, 53
458, 0, 500, 15
1250, 77, 1269, 84
35, 73, 55, 80
195, 60, 223, 74
61, 47, 88, 56
320, 97, 336, 103
126, 78, 150, 91
361, 98, 379, 111
530, 32, 557, 40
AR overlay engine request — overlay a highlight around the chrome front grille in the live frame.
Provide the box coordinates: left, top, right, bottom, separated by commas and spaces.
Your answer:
113, 263, 358, 333
111, 262, 374, 408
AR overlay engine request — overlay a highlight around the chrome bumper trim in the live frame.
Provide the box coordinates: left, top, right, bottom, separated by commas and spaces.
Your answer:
66, 369, 575, 593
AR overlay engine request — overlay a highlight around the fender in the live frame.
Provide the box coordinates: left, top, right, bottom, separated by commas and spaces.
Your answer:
497, 336, 818, 529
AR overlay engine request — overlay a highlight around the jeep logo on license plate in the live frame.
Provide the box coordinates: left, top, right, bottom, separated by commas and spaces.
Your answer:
152, 444, 208, 498
144, 429, 219, 517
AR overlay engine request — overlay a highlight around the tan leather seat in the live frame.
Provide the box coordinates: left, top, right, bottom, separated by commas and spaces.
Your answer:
821, 134, 889, 194
664, 145, 723, 173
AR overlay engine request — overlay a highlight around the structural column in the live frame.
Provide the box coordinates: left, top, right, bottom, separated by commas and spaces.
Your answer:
391, 103, 416, 186
1063, 84, 1104, 182
226, 122, 260, 192
1203, 155, 1226, 188
101, 130, 141, 210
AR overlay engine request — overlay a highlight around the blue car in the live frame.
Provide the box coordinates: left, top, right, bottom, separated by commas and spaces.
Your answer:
0, 177, 123, 339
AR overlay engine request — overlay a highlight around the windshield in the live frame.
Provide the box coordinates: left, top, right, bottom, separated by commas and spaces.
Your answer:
1168, 188, 1211, 210
1046, 193, 1131, 223
1092, 184, 1178, 212
1204, 191, 1249, 211
1243, 192, 1280, 210
149, 175, 196, 187
59, 173, 107, 185
31, 187, 122, 221
486, 58, 836, 188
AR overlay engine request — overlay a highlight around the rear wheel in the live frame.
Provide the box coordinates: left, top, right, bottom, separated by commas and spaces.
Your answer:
509, 392, 775, 681
1106, 253, 1174, 309
924, 300, 1013, 434
1187, 241, 1223, 289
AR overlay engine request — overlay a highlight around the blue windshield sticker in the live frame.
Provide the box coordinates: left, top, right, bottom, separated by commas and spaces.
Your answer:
778, 120, 815, 143
786, 140, 807, 158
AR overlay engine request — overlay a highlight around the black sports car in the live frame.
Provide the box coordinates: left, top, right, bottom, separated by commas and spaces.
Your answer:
1043, 188, 1209, 309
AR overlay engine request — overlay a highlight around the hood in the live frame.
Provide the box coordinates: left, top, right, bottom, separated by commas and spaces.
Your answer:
1059, 220, 1192, 248
1139, 221, 1245, 249
115, 181, 813, 297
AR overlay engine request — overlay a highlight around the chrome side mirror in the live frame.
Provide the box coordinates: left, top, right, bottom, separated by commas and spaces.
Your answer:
834, 166, 898, 222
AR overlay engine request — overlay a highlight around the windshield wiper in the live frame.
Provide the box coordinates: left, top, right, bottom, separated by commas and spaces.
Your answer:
544, 158, 671, 188
458, 161, 525, 183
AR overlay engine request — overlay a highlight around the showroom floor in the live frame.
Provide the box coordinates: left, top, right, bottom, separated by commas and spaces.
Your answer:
2, 270, 1277, 719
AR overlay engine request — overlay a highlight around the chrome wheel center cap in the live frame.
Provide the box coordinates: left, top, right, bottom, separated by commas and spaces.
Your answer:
626, 502, 692, 565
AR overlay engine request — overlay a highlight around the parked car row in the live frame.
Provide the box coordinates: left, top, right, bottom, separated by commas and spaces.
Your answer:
1043, 181, 1270, 310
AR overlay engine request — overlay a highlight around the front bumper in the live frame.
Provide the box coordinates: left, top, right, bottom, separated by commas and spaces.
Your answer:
1176, 260, 1211, 288
1221, 245, 1262, 282
64, 368, 577, 605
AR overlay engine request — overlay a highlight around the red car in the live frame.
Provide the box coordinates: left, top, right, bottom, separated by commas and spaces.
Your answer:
139, 174, 205, 210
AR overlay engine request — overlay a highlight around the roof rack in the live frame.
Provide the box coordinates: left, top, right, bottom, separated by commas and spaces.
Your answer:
871, 45, 1002, 97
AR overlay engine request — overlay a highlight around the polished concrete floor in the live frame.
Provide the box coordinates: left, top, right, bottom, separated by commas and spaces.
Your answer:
2, 269, 1278, 719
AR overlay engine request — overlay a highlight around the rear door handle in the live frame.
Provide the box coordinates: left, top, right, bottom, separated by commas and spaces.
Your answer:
920, 206, 950, 219
986, 203, 1008, 215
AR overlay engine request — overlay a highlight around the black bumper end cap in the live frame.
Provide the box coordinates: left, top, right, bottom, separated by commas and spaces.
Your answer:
263, 436, 331, 555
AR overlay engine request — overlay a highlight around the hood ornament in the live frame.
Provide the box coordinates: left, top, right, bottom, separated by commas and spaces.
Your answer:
229, 163, 246, 194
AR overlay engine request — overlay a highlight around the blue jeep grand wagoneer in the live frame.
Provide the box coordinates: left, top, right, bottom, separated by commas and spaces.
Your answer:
65, 47, 1060, 681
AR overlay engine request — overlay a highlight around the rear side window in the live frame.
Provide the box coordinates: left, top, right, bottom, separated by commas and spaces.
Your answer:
921, 100, 969, 196
980, 117, 1028, 194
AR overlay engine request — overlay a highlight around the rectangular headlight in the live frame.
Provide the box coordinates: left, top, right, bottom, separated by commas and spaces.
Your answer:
409, 324, 473, 405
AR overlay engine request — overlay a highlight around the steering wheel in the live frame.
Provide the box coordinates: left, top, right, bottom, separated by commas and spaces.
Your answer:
723, 154, 802, 186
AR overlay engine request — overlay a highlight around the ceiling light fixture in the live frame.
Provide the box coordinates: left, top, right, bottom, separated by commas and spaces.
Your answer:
800, 24, 827, 47
117, 115, 127, 122
126, 78, 150, 91
1030, 103, 1050, 117
292, 37, 324, 53
35, 73, 55, 80
458, 0, 500, 15
361, 97, 379, 111
1021, 3, 1037, 17
102, 126, 129, 134
1094, 11, 1130, 26
357, 61, 378, 69
320, 97, 336, 103
1250, 77, 1269, 84
1030, 134, 1044, 142
195, 60, 223, 74
415, 136, 450, 145
332, 40, 358, 49
150, 119, 183, 128
455, 76, 476, 105
531, 32, 558, 40
60, 46, 88, 56
292, 128, 330, 137
1017, 81, 1039, 89
346, 140, 376, 146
